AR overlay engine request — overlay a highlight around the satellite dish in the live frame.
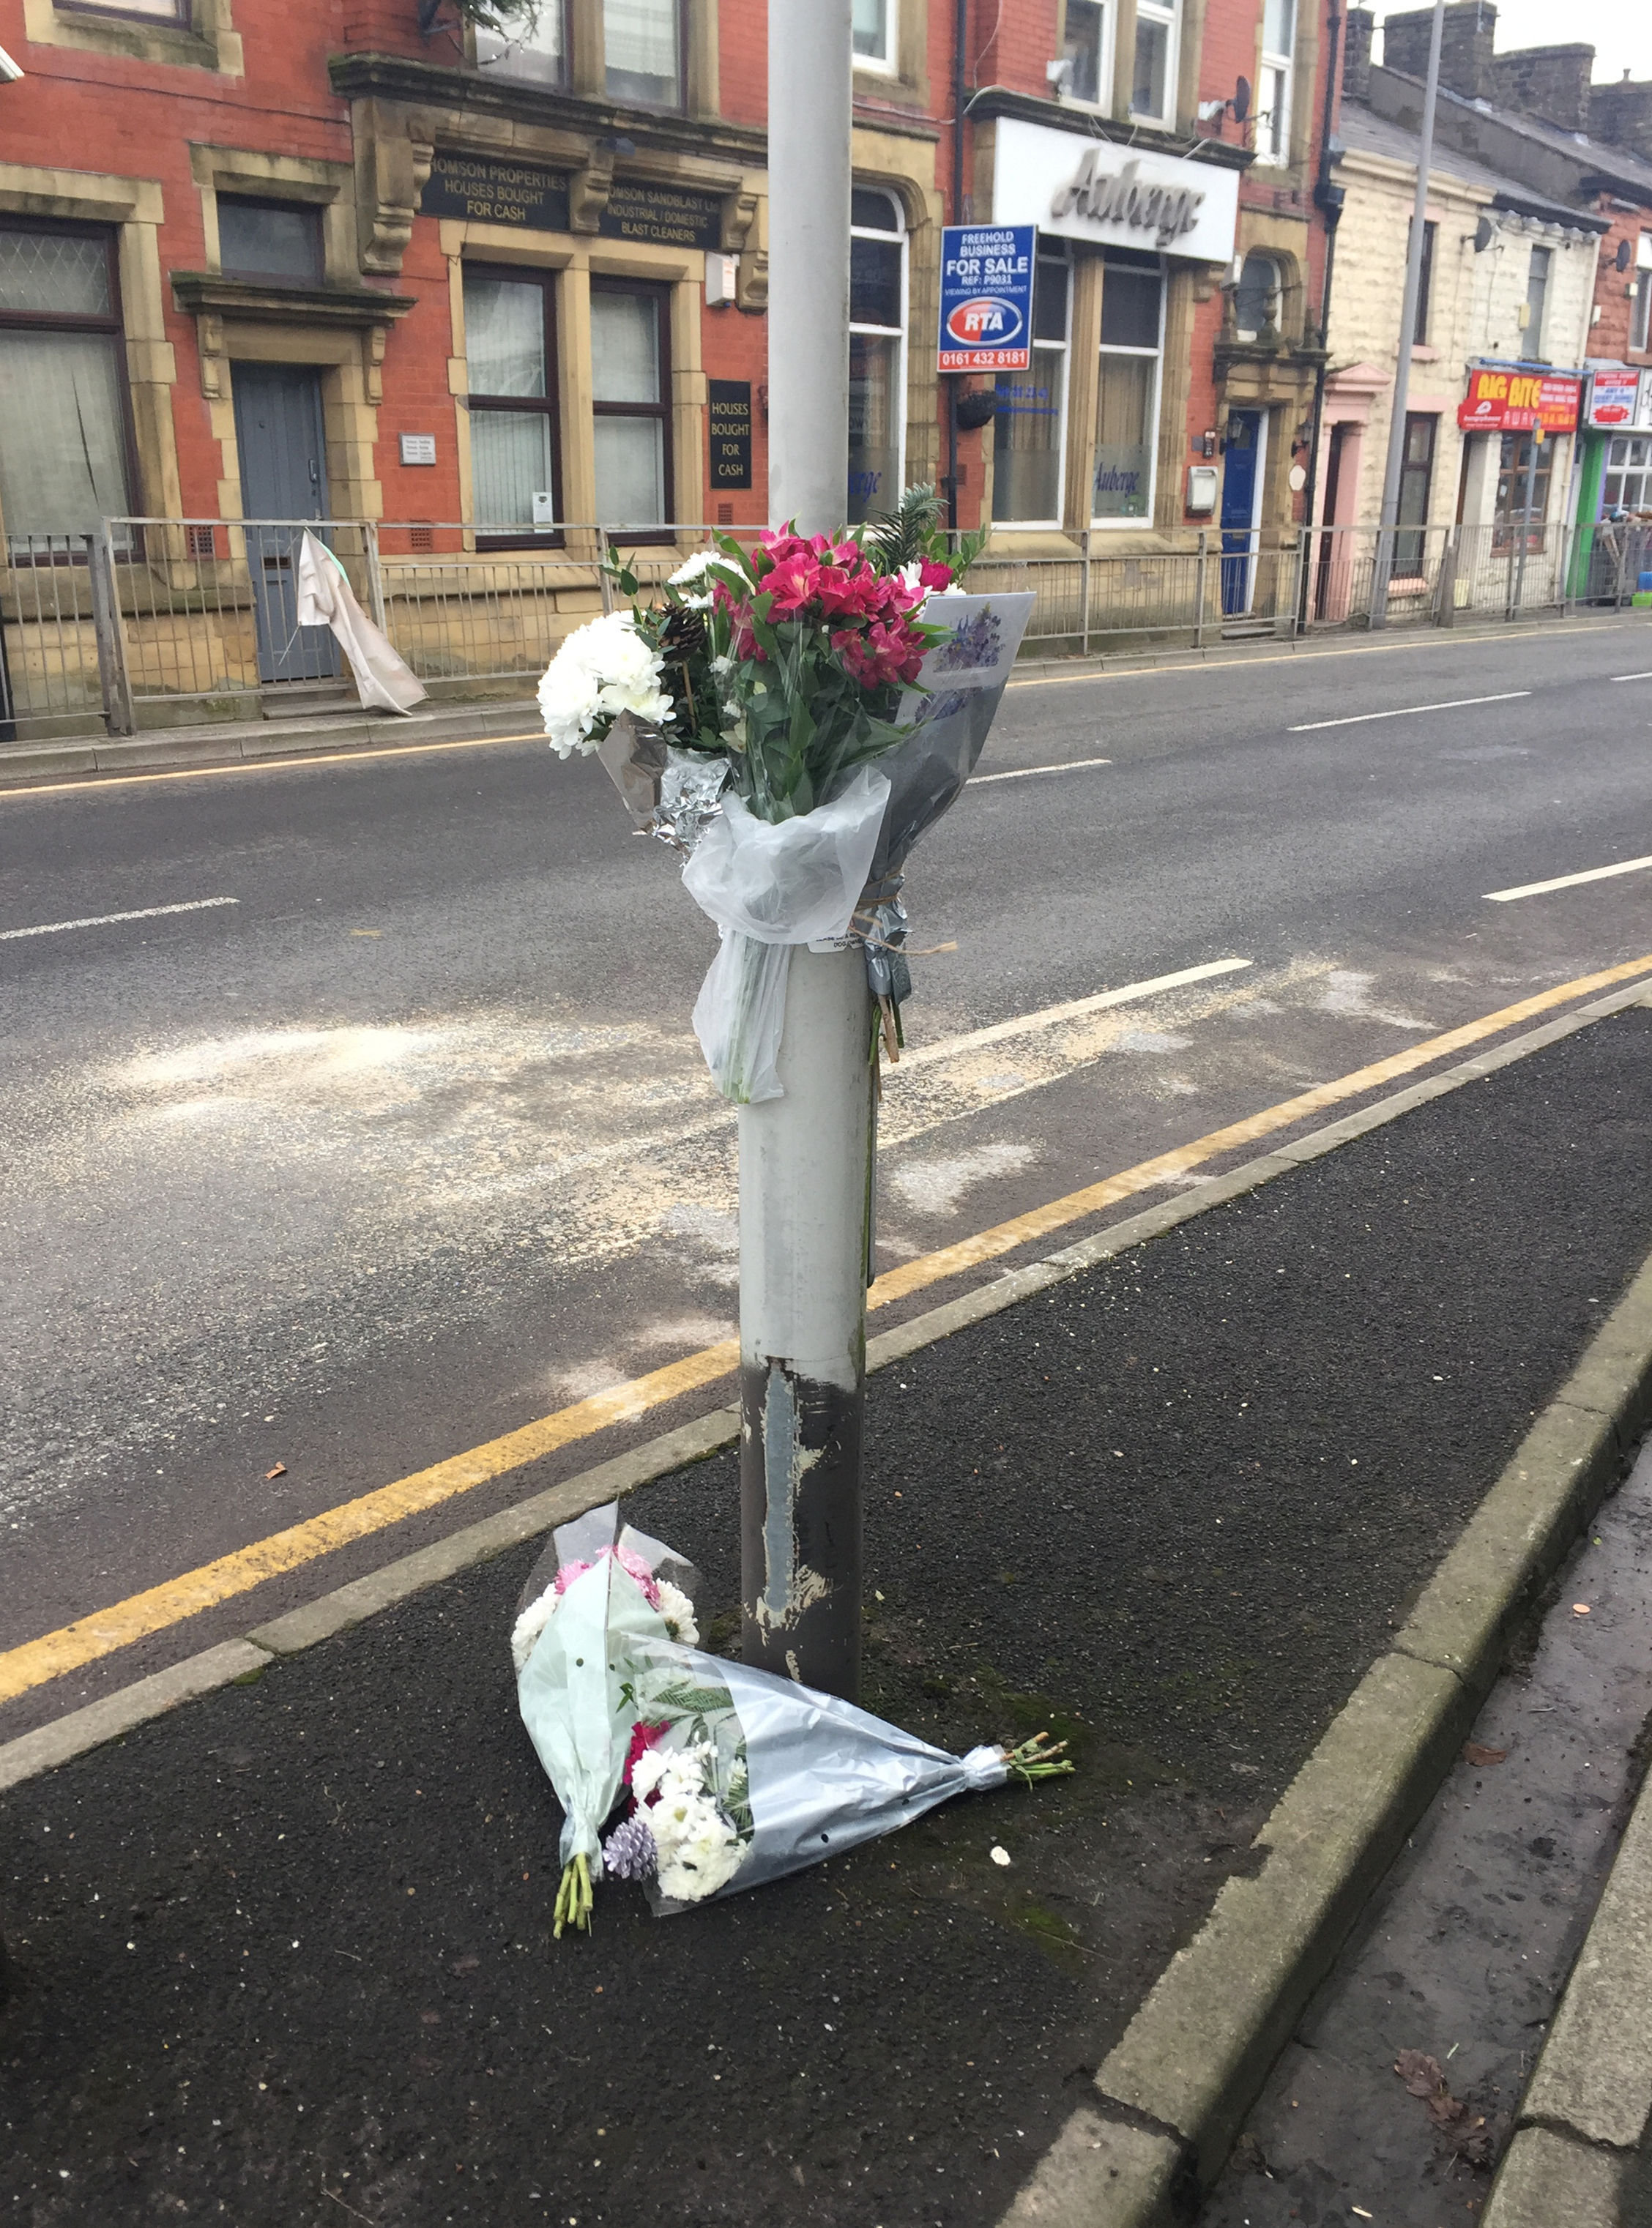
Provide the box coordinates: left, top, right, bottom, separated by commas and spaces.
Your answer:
1473, 215, 1496, 253
1233, 75, 1252, 123
1617, 236, 1634, 272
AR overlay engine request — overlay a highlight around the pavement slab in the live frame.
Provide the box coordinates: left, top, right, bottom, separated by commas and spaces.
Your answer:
1, 1010, 1650, 2227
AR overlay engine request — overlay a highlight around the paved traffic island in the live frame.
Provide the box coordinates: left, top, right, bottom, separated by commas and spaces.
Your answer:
1, 1010, 1649, 2226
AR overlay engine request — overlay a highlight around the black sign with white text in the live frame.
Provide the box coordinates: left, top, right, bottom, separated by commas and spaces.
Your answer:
707, 379, 753, 490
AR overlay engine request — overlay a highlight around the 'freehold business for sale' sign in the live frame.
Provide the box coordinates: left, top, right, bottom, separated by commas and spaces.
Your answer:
938, 224, 1035, 373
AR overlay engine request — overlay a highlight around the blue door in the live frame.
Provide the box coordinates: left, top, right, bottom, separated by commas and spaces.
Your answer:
1220, 409, 1263, 615
232, 363, 340, 685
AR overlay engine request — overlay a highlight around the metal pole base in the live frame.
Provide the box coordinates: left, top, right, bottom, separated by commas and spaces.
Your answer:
738, 945, 872, 1699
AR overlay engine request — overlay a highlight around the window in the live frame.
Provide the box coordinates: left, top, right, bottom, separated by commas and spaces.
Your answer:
57, 0, 188, 17
464, 265, 561, 543
1093, 255, 1161, 523
1394, 411, 1437, 576
1523, 245, 1551, 361
993, 250, 1071, 524
1259, 0, 1295, 163
1131, 0, 1177, 124
1232, 251, 1280, 341
605, 0, 683, 108
591, 280, 671, 533
1603, 435, 1652, 513
1492, 431, 1552, 554
1060, 1, 1110, 108
1413, 219, 1436, 346
217, 198, 323, 285
848, 189, 906, 522
1631, 235, 1651, 354
852, 0, 898, 73
476, 0, 567, 86
0, 220, 135, 551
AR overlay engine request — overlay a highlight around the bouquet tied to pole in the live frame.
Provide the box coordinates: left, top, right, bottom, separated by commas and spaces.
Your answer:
537, 491, 1034, 1098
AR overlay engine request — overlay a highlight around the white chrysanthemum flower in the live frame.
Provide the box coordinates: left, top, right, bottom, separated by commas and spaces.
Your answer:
669, 550, 718, 587
654, 1577, 699, 1647
537, 609, 671, 759
650, 1773, 745, 1900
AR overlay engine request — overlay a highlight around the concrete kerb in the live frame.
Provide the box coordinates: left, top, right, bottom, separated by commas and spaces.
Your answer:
1480, 1669, 1652, 2227
0, 698, 541, 789
0, 977, 1649, 2172
1002, 1247, 1652, 2224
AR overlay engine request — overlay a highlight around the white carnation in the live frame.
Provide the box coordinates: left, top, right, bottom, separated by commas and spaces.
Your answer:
509, 1579, 559, 1675
537, 610, 672, 759
654, 1578, 699, 1647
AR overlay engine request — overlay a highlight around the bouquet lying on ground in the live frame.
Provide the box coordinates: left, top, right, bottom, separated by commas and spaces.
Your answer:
513, 1502, 1071, 1934
536, 491, 1034, 1101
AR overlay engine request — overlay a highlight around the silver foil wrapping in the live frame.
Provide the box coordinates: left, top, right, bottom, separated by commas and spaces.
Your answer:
595, 711, 728, 855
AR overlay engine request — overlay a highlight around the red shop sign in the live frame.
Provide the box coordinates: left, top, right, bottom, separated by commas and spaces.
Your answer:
1458, 368, 1582, 433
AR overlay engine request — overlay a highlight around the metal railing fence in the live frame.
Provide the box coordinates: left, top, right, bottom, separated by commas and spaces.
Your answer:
3, 511, 1648, 744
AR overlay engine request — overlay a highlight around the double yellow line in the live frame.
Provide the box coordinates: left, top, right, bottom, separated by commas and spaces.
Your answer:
4, 950, 1649, 1709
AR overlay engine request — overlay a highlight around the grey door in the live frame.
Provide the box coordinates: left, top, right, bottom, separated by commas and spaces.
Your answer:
232, 363, 339, 685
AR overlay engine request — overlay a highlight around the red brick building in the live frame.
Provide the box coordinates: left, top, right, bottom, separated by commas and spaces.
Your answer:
0, 0, 1343, 718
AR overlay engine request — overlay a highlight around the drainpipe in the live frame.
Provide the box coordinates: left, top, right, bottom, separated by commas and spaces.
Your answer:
1298, 0, 1344, 627
740, 0, 868, 1701
1370, 0, 1446, 627
945, 0, 967, 529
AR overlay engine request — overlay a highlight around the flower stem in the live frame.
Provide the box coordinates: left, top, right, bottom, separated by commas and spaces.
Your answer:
552, 1853, 595, 1939
1005, 1731, 1075, 1785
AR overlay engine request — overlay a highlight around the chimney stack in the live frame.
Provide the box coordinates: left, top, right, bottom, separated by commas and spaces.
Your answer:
1343, 7, 1374, 105
1383, 1, 1496, 100
1488, 45, 1594, 132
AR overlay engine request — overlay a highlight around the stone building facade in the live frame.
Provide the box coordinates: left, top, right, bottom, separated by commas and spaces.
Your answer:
0, 0, 1346, 728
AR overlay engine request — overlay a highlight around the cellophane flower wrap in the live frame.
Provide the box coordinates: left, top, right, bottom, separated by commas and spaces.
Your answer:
535, 491, 1034, 1100
513, 1505, 1071, 1932
533, 514, 968, 1103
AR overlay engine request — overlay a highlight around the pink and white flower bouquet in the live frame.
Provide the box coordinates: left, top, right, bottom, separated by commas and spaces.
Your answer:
513, 1502, 1071, 1936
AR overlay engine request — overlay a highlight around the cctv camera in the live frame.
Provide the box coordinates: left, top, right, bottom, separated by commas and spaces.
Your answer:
0, 44, 25, 81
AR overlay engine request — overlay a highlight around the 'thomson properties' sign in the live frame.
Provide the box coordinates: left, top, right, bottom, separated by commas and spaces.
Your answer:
1458, 366, 1582, 435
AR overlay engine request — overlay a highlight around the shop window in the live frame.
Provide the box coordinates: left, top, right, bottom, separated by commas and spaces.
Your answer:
464, 265, 562, 545
217, 198, 324, 285
1492, 431, 1551, 554
1604, 435, 1652, 514
1522, 245, 1551, 361
606, 0, 684, 108
852, 0, 897, 73
1093, 255, 1161, 524
1232, 251, 1280, 341
1631, 236, 1651, 354
1394, 411, 1437, 577
0, 219, 135, 552
476, 0, 567, 85
1131, 0, 1178, 126
592, 280, 671, 534
1259, 0, 1295, 163
848, 189, 906, 522
1060, 1, 1110, 108
993, 250, 1070, 525
1413, 220, 1435, 346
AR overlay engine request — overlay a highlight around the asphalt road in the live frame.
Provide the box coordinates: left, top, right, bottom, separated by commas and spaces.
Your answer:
4, 1013, 1650, 2228
3, 613, 1651, 1733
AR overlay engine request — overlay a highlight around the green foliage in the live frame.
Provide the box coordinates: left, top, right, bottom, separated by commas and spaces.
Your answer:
863, 483, 948, 570
862, 481, 991, 585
